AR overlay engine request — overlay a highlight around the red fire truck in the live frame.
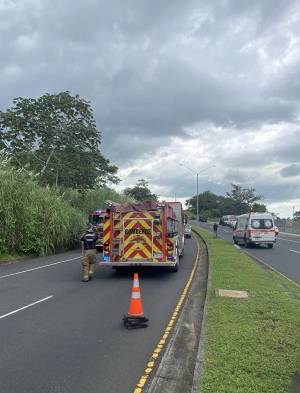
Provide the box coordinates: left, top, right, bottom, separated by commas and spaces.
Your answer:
88, 209, 107, 252
99, 200, 182, 271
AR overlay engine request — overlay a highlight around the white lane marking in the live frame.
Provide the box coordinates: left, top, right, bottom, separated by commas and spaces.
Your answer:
0, 257, 80, 279
0, 296, 53, 320
277, 237, 300, 244
289, 249, 300, 254
234, 244, 240, 249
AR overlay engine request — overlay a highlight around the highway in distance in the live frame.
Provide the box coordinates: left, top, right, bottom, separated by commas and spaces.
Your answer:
0, 238, 197, 393
199, 222, 300, 285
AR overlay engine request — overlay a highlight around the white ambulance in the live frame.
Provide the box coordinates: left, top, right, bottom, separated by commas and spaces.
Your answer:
233, 213, 276, 248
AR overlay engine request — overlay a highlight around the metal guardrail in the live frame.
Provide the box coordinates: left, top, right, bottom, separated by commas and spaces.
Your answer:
275, 219, 300, 235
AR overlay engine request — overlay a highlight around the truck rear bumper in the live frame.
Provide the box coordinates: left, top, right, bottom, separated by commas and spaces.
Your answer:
99, 261, 177, 267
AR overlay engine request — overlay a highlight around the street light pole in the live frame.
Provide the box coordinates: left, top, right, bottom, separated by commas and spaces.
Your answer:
179, 163, 215, 223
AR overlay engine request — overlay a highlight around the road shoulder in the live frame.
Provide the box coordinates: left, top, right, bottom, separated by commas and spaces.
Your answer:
143, 234, 208, 393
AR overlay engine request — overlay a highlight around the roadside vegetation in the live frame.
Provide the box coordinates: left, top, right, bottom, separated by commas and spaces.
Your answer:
0, 91, 131, 260
187, 184, 267, 220
0, 166, 129, 258
193, 227, 300, 393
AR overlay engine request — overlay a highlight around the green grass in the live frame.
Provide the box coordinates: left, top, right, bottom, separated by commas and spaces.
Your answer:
0, 253, 25, 263
194, 227, 300, 393
0, 165, 131, 257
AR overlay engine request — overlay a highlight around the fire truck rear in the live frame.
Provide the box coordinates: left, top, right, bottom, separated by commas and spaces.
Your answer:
99, 201, 181, 271
88, 209, 106, 252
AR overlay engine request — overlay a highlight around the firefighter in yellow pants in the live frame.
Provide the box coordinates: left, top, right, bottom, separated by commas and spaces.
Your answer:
80, 226, 98, 282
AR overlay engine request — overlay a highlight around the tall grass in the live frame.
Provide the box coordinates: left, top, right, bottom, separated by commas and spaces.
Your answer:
0, 166, 131, 256
0, 167, 85, 255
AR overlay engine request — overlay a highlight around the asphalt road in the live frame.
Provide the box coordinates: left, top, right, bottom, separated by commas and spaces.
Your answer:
198, 222, 300, 285
0, 238, 197, 393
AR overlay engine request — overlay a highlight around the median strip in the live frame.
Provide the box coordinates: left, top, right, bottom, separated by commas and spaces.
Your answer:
0, 296, 53, 320
193, 226, 300, 393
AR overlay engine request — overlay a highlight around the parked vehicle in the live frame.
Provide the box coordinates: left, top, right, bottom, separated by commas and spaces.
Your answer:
233, 213, 276, 248
184, 224, 192, 238
219, 215, 237, 228
99, 200, 184, 271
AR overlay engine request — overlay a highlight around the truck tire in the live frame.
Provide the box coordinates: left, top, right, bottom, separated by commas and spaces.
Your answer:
233, 237, 238, 244
267, 244, 274, 249
169, 256, 179, 272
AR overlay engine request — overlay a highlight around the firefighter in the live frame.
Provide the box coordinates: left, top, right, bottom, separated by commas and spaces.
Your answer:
80, 225, 98, 282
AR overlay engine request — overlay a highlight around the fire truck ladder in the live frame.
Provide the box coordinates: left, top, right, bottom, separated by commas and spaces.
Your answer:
112, 213, 122, 257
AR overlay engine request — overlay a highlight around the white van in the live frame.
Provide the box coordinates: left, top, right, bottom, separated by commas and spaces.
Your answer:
220, 215, 237, 228
233, 213, 276, 248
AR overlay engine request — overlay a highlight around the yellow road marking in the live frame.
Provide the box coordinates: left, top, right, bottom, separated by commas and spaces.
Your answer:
132, 233, 201, 392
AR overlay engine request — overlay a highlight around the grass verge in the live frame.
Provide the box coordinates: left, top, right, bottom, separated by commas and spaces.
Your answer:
194, 226, 300, 393
0, 253, 25, 263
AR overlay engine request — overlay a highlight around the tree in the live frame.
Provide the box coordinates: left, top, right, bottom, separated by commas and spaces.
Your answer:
251, 203, 267, 213
186, 185, 266, 218
226, 184, 264, 212
124, 179, 158, 201
294, 210, 300, 221
0, 91, 119, 188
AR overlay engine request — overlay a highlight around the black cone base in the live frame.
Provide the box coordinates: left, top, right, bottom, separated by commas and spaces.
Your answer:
123, 314, 149, 329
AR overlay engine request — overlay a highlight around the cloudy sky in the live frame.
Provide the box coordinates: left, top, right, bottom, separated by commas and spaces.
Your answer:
1, 0, 300, 217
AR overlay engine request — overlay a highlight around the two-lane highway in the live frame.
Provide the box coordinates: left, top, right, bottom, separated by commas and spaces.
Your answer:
0, 239, 198, 393
199, 222, 300, 285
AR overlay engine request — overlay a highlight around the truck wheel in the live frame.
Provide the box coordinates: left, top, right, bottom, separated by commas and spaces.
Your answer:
169, 256, 179, 272
233, 237, 238, 244
267, 244, 274, 249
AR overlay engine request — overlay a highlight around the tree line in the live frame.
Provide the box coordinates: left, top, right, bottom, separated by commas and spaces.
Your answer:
186, 184, 267, 219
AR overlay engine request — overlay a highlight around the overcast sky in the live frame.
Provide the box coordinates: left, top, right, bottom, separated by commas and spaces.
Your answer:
1, 0, 300, 217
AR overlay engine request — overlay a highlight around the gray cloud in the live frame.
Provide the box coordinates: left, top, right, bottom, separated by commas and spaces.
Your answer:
1, 0, 300, 215
280, 164, 300, 178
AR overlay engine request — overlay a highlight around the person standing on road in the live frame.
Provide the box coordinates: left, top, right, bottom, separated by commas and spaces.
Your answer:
80, 225, 98, 282
213, 222, 218, 238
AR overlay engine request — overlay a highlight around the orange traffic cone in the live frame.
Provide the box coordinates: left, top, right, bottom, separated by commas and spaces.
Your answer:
123, 273, 149, 329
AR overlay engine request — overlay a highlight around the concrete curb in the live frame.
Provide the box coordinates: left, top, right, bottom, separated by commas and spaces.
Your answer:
290, 369, 300, 393
191, 230, 211, 393
144, 233, 208, 393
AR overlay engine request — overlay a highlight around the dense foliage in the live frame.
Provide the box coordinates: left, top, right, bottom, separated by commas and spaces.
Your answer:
0, 166, 129, 256
0, 166, 85, 255
60, 187, 131, 214
124, 179, 158, 201
0, 91, 119, 188
186, 184, 266, 219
